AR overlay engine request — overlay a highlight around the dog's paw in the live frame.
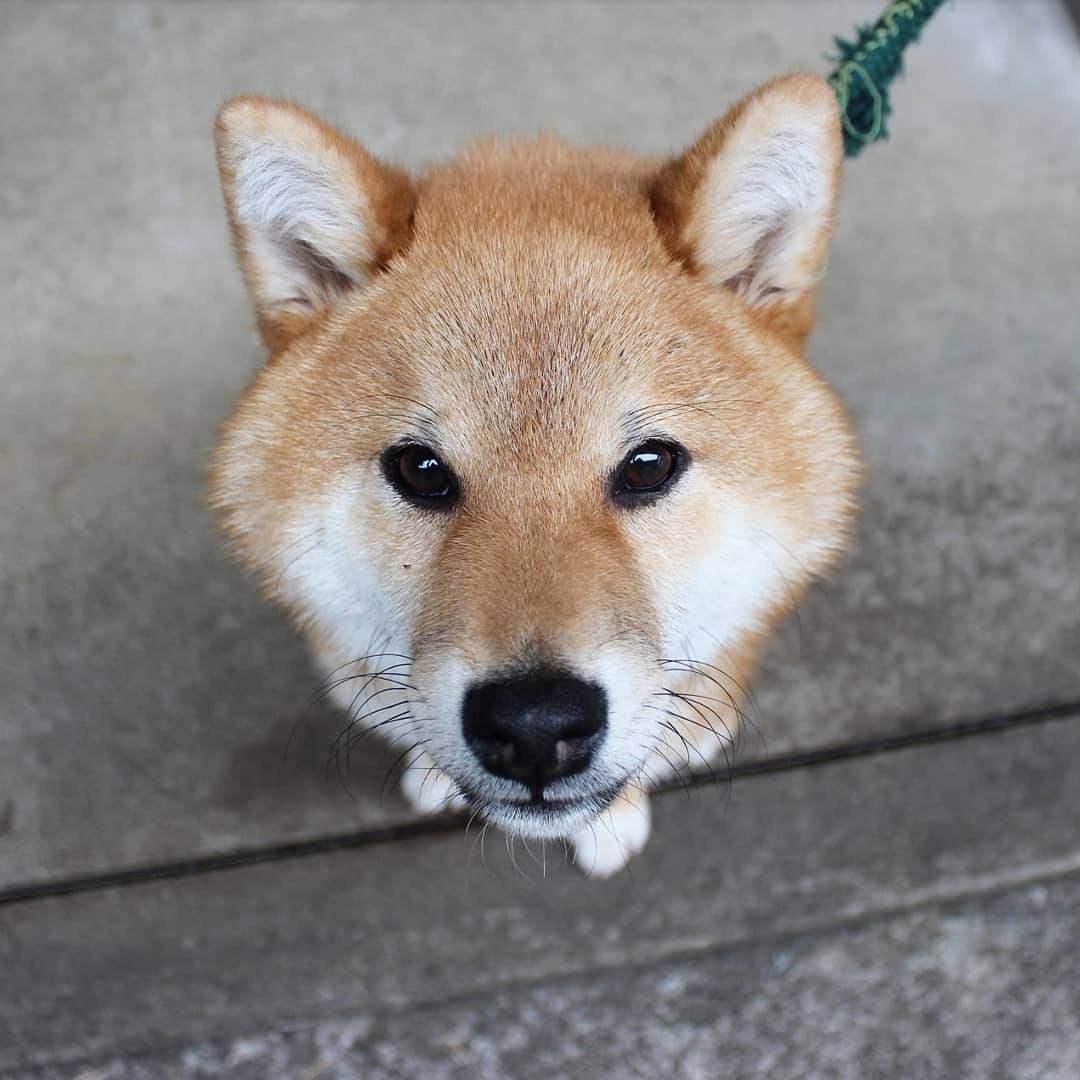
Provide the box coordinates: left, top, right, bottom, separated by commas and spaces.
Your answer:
399, 752, 467, 815
570, 788, 652, 878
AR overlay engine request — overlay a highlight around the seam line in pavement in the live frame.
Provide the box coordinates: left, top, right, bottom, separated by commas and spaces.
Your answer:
2, 699, 1076, 907
20, 858, 1080, 1078
255, 858, 1080, 1046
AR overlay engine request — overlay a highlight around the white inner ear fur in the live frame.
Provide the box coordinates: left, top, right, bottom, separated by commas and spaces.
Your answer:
690, 103, 835, 305
231, 138, 371, 311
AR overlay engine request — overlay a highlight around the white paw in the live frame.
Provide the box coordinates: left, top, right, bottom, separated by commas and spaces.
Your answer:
399, 753, 467, 815
570, 789, 652, 878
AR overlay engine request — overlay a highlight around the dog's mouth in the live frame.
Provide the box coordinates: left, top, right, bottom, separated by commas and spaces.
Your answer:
460, 779, 627, 839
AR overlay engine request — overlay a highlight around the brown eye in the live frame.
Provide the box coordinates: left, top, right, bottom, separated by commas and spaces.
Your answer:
612, 439, 685, 505
383, 443, 458, 509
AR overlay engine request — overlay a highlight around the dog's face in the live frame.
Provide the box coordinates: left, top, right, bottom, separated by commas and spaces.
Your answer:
212, 77, 859, 840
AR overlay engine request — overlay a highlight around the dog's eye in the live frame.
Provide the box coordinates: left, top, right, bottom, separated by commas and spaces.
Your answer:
612, 439, 684, 505
383, 443, 457, 509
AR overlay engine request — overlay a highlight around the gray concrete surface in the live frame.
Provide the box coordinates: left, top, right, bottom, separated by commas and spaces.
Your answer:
5, 715, 1080, 1073
1, 0, 1078, 888
26, 875, 1080, 1080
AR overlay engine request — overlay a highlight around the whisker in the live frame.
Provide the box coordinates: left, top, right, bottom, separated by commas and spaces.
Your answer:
271, 531, 325, 599
660, 719, 718, 785
506, 832, 530, 883
379, 738, 430, 806
658, 655, 762, 750
663, 688, 740, 747
307, 664, 415, 710
645, 699, 735, 748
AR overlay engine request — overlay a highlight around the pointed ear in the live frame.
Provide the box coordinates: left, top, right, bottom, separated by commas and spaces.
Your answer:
652, 75, 842, 341
215, 96, 415, 351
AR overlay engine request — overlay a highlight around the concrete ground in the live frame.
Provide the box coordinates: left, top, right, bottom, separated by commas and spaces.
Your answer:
1, 1, 1078, 1076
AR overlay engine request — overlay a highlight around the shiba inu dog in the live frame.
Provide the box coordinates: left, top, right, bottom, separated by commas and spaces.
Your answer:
211, 74, 860, 877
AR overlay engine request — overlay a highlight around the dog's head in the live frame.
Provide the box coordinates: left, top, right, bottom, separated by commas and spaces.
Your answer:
212, 76, 860, 839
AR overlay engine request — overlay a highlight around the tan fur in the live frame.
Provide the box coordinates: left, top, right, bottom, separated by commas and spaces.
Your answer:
210, 76, 862, 873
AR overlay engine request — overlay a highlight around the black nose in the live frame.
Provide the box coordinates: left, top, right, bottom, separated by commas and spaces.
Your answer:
462, 673, 607, 796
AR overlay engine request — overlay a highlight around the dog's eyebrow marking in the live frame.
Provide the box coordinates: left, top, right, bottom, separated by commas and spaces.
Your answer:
617, 413, 683, 462
387, 431, 447, 457
626, 398, 753, 450
625, 399, 708, 442
336, 391, 441, 440
622, 416, 667, 450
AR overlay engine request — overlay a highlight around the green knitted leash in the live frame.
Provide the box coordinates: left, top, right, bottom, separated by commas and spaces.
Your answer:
828, 0, 949, 158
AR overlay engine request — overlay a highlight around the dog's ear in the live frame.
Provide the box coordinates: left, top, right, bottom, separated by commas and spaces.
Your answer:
652, 75, 842, 343
215, 96, 415, 351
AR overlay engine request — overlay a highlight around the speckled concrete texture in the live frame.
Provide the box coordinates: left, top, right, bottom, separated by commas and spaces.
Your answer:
5, 715, 1080, 1073
20, 878, 1080, 1080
